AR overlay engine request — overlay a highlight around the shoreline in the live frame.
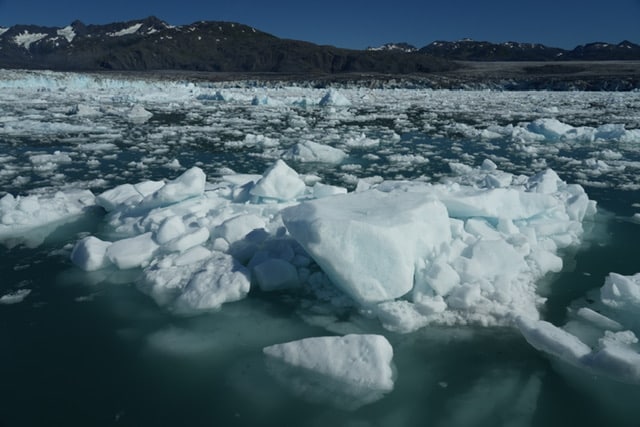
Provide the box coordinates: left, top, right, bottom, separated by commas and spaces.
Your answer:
3, 61, 640, 90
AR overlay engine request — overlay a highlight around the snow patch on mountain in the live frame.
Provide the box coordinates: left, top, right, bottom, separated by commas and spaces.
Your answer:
108, 23, 143, 37
13, 31, 48, 49
57, 26, 76, 43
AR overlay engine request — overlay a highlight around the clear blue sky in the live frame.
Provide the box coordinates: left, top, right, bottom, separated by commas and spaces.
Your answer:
1, 0, 639, 49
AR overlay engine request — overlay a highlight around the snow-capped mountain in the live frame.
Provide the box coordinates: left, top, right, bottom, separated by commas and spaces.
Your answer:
367, 42, 418, 53
1, 17, 638, 72
0, 17, 453, 73
419, 39, 640, 61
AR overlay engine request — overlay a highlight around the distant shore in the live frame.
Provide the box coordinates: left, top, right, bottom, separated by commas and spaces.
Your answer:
85, 60, 640, 90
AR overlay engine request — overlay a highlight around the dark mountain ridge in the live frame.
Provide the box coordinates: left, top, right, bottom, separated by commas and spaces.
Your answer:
0, 17, 454, 73
417, 39, 640, 61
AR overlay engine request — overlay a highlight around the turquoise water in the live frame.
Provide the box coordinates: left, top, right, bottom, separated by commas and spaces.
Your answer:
1, 84, 640, 426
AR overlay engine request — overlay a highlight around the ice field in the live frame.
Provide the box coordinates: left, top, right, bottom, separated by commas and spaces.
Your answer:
1, 70, 640, 426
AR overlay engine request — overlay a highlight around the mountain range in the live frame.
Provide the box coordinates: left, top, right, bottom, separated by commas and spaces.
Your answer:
0, 17, 638, 74
0, 16, 453, 73
369, 39, 640, 61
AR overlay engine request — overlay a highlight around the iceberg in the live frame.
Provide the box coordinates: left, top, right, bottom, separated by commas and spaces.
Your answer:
249, 159, 306, 202
282, 140, 347, 164
70, 236, 113, 271
518, 272, 640, 384
318, 89, 351, 107
142, 249, 250, 313
282, 190, 451, 304
0, 189, 95, 247
263, 334, 394, 409
65, 159, 596, 329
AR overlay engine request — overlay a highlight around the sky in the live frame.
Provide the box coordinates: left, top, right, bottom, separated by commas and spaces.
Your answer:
0, 0, 639, 50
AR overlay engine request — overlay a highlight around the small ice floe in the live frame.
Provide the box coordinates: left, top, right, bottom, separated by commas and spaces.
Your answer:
263, 334, 395, 410
0, 289, 31, 305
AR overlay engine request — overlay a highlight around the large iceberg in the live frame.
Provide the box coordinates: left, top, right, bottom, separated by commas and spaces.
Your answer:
64, 160, 596, 331
285, 164, 595, 330
282, 190, 451, 304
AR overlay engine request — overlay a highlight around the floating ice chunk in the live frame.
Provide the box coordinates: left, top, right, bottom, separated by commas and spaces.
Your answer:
376, 300, 431, 333
173, 245, 212, 266
0, 190, 95, 244
250, 160, 306, 202
0, 289, 31, 305
595, 124, 628, 140
253, 258, 299, 291
440, 187, 560, 221
29, 151, 72, 170
419, 258, 460, 297
135, 180, 166, 198
70, 236, 113, 271
68, 104, 100, 117
96, 184, 142, 212
600, 272, 640, 310
142, 249, 250, 312
141, 167, 206, 210
164, 159, 181, 170
458, 239, 525, 283
251, 95, 284, 106
263, 334, 394, 409
96, 180, 165, 212
106, 232, 159, 269
312, 183, 347, 198
585, 339, 640, 383
164, 227, 210, 253
576, 307, 623, 331
215, 214, 266, 246
155, 215, 187, 244
345, 133, 379, 148
527, 169, 561, 194
234, 134, 279, 148
517, 317, 591, 363
318, 89, 351, 107
282, 141, 347, 164
127, 104, 153, 123
526, 118, 574, 140
519, 271, 640, 384
283, 189, 451, 304
196, 90, 225, 101
174, 255, 251, 313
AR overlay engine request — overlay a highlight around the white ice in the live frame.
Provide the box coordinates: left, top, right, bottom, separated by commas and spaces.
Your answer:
518, 272, 640, 384
282, 140, 347, 164
0, 289, 31, 305
60, 159, 595, 333
318, 89, 351, 107
0, 189, 95, 246
263, 334, 394, 409
282, 190, 452, 304
249, 159, 306, 202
